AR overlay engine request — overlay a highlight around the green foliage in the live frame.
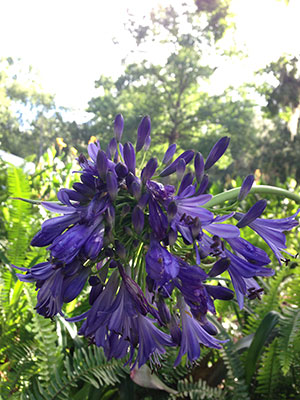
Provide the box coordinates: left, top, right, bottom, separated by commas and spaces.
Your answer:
173, 376, 224, 400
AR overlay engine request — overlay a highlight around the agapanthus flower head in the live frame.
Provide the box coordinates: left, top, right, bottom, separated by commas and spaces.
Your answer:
14, 113, 299, 369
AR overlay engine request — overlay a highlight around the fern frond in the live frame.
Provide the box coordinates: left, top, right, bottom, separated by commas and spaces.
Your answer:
256, 338, 281, 399
173, 375, 224, 400
22, 346, 127, 400
6, 166, 32, 267
278, 307, 300, 375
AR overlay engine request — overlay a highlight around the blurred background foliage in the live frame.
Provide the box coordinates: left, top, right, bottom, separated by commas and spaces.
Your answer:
1, 0, 300, 398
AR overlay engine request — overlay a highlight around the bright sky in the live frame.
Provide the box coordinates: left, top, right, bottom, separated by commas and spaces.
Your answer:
0, 0, 299, 122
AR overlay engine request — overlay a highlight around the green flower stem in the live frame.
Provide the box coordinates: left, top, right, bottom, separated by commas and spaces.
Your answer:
204, 185, 300, 208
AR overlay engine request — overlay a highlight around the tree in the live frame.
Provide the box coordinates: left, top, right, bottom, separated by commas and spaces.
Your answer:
86, 0, 260, 180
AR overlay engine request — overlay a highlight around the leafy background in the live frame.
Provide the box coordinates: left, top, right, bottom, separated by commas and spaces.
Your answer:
1, 0, 300, 398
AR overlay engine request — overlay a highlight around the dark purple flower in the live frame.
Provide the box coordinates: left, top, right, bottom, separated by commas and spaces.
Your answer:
226, 237, 270, 266
48, 215, 103, 264
242, 210, 299, 263
162, 144, 176, 164
31, 214, 80, 247
114, 114, 124, 142
204, 136, 230, 170
174, 299, 225, 367
136, 116, 151, 153
146, 241, 179, 287
225, 249, 274, 309
148, 197, 168, 240
238, 174, 254, 201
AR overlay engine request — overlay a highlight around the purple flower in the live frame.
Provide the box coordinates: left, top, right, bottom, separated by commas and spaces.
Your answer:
174, 299, 225, 367
146, 241, 179, 287
241, 210, 299, 263
48, 215, 104, 264
16, 259, 89, 317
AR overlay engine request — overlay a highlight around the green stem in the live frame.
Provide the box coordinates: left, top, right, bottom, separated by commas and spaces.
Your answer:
204, 185, 300, 208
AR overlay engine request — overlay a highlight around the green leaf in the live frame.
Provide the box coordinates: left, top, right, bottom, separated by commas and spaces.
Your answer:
245, 311, 280, 384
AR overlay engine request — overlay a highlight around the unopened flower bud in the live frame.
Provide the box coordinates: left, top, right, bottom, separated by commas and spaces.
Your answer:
106, 171, 118, 201
162, 144, 176, 164
123, 142, 136, 174
204, 136, 230, 170
238, 174, 254, 201
96, 150, 108, 180
176, 158, 186, 181
114, 114, 124, 142
131, 180, 141, 200
115, 162, 128, 179
136, 116, 151, 153
141, 157, 158, 183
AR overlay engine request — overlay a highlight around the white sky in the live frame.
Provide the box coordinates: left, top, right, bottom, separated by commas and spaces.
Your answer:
0, 0, 299, 122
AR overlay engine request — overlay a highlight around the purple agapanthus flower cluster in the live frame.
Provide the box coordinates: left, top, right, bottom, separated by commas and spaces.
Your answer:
15, 114, 299, 369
